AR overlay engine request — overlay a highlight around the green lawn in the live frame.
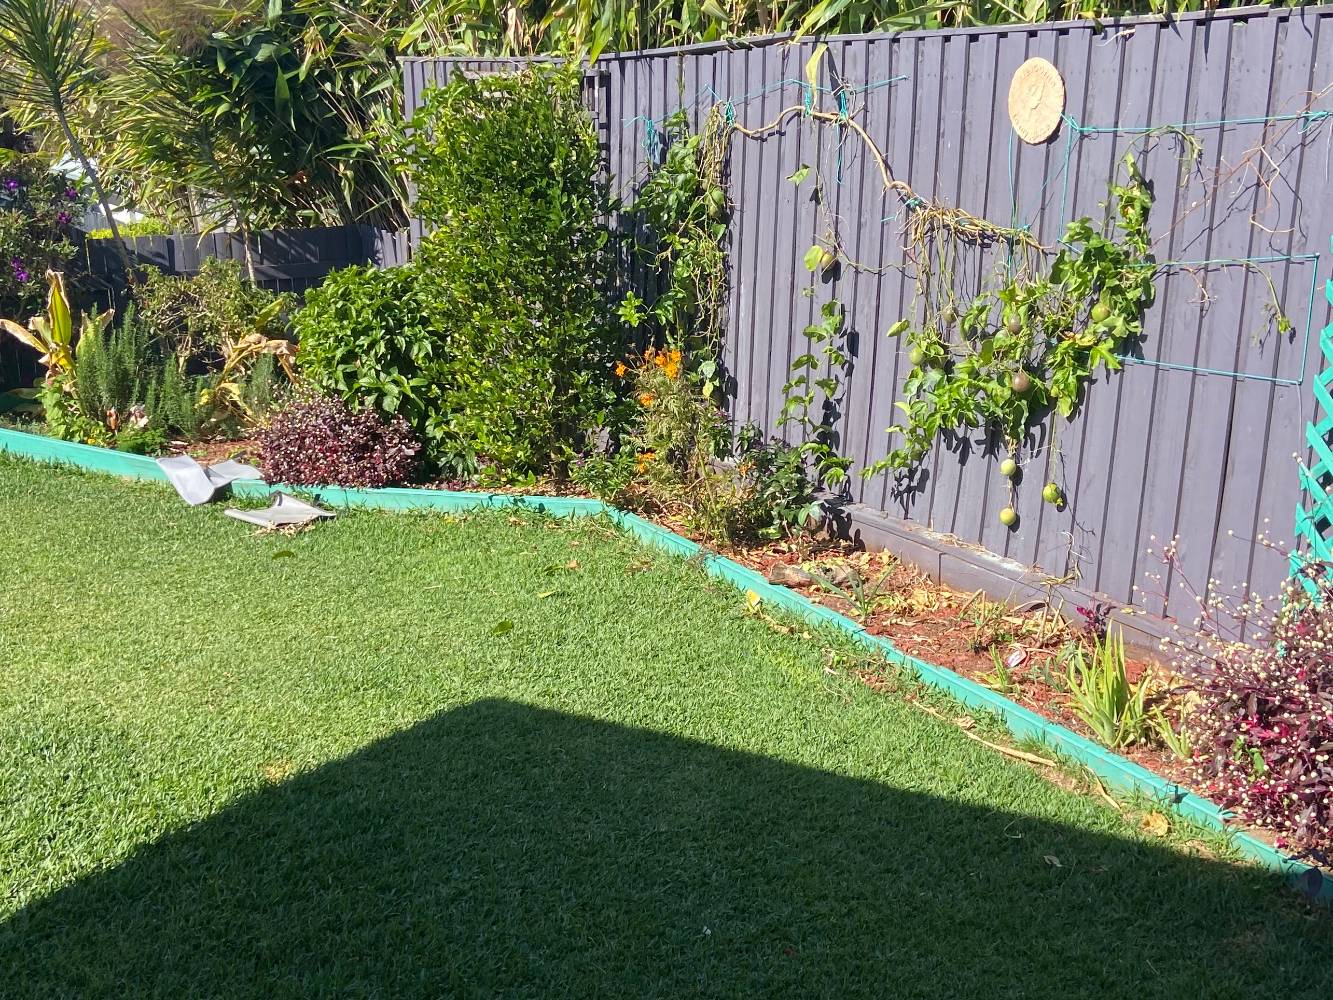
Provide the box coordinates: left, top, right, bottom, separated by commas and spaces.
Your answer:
1, 455, 1329, 999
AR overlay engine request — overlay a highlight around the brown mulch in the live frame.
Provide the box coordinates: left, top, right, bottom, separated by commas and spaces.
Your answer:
181, 437, 262, 467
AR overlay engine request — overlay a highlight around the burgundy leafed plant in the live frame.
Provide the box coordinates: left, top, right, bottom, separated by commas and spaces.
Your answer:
258, 389, 421, 489
1150, 536, 1333, 862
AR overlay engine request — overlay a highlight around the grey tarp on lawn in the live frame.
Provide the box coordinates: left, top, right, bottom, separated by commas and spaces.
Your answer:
157, 455, 262, 506
223, 493, 334, 529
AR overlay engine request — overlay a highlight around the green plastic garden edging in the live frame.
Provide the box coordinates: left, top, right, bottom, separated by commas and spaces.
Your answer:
1, 425, 1326, 902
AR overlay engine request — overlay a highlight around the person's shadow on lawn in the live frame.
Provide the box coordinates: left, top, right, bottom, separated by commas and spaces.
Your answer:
1, 698, 1327, 999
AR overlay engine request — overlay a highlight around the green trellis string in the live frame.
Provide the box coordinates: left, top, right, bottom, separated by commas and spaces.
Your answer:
622, 76, 1330, 385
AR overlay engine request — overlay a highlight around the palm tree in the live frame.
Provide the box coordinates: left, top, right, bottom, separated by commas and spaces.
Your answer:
0, 0, 127, 258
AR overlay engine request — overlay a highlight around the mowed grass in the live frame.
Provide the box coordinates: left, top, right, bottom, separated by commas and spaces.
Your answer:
0, 455, 1329, 999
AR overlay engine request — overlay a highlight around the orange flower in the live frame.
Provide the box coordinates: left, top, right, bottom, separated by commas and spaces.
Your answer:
653, 353, 666, 368
669, 349, 682, 364
663, 359, 681, 379
638, 392, 655, 407
614, 361, 627, 377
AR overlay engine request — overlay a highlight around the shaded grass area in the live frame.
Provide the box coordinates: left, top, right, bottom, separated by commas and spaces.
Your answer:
0, 456, 1329, 998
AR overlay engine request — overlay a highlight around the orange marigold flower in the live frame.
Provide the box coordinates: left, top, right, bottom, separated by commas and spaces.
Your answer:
664, 360, 681, 379
638, 392, 655, 407
614, 361, 627, 377
669, 349, 682, 363
635, 450, 657, 472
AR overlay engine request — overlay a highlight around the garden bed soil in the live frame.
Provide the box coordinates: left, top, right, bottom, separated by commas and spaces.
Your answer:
185, 437, 261, 467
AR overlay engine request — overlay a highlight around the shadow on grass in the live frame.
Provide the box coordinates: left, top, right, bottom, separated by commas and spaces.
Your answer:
2, 699, 1327, 998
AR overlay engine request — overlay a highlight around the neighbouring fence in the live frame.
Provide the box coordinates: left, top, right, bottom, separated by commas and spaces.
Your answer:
404, 4, 1333, 626
74, 224, 409, 301
0, 224, 408, 393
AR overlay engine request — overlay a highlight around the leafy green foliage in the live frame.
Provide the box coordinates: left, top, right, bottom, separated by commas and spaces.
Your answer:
84, 219, 170, 239
623, 107, 730, 396
146, 358, 208, 442
0, 150, 80, 318
0, 0, 124, 250
780, 300, 853, 490
96, 0, 408, 230
732, 424, 820, 539
72, 305, 158, 424
133, 259, 292, 363
1065, 629, 1151, 750
301, 68, 615, 479
394, 0, 1269, 59
294, 262, 452, 454
873, 156, 1155, 475
67, 305, 213, 449
569, 446, 639, 506
408, 65, 616, 473
597, 347, 817, 545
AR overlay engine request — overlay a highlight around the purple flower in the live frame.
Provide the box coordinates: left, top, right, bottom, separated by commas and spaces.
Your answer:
56, 210, 71, 224
64, 187, 77, 201
3, 178, 18, 191
11, 258, 30, 283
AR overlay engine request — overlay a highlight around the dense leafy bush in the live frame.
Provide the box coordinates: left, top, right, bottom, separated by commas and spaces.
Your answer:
66, 306, 214, 450
298, 68, 615, 479
71, 306, 162, 441
0, 151, 82, 318
85, 219, 170, 239
134, 259, 291, 364
1175, 578, 1333, 861
574, 346, 818, 545
291, 263, 452, 459
258, 389, 421, 488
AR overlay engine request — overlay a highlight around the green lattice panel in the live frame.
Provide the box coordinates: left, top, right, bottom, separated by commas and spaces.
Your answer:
1293, 246, 1333, 596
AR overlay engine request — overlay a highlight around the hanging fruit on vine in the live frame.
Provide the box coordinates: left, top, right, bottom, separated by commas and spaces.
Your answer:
869, 154, 1156, 484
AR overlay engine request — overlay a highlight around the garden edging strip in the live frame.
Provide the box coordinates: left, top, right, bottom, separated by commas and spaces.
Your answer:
2, 425, 1325, 902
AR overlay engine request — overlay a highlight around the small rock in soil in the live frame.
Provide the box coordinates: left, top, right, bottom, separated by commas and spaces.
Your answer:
767, 564, 818, 587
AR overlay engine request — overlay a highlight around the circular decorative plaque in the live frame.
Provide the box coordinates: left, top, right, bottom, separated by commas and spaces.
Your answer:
1008, 58, 1065, 144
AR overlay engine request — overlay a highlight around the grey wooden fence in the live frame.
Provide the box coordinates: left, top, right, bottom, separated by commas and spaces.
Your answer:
402, 4, 1333, 626
74, 224, 405, 299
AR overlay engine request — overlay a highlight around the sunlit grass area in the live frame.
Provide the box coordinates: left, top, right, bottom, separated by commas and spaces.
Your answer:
1, 456, 1329, 999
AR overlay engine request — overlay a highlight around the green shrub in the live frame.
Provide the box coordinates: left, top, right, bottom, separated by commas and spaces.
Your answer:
297, 67, 616, 478
72, 306, 161, 426
70, 306, 214, 446
0, 151, 82, 319
85, 219, 171, 240
134, 259, 291, 362
146, 360, 208, 441
292, 263, 451, 453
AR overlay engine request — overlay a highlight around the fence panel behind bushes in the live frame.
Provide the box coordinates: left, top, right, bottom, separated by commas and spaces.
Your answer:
403, 5, 1333, 623
74, 224, 399, 301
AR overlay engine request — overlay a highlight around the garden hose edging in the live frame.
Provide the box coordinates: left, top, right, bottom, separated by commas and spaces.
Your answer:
0, 426, 1325, 902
